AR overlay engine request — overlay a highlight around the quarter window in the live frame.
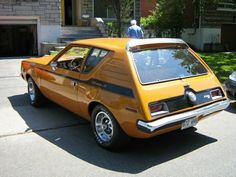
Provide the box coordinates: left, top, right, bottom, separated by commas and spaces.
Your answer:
83, 48, 108, 73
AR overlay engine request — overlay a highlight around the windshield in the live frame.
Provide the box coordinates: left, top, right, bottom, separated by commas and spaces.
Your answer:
132, 47, 208, 84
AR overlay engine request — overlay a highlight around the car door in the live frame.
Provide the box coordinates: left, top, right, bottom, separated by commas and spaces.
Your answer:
40, 45, 90, 115
76, 48, 109, 118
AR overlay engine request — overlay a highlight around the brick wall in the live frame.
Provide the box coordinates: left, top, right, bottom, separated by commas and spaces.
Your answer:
0, 0, 61, 25
201, 8, 236, 28
183, 1, 236, 28
140, 0, 156, 17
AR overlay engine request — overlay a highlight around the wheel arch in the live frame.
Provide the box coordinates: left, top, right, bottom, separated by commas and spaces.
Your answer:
25, 73, 41, 89
89, 101, 130, 149
25, 73, 31, 81
88, 101, 107, 117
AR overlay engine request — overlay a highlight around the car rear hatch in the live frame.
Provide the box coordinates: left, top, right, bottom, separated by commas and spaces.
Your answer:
127, 39, 227, 121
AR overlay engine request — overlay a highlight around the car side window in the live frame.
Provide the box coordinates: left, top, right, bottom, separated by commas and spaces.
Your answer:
56, 46, 90, 72
83, 48, 108, 73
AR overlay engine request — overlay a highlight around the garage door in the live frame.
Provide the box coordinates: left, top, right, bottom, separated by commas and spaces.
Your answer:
221, 24, 236, 51
0, 24, 38, 57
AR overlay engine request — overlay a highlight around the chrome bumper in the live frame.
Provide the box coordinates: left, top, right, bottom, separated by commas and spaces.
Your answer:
137, 99, 230, 133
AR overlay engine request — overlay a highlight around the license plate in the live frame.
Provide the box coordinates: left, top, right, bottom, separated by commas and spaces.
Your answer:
181, 117, 198, 130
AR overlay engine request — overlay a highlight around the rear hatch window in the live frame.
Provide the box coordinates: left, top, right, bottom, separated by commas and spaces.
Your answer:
131, 45, 208, 84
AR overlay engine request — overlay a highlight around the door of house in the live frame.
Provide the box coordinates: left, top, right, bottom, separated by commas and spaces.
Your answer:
221, 24, 236, 51
62, 0, 81, 26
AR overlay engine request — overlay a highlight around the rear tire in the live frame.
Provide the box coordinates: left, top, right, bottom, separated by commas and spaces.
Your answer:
27, 77, 44, 107
91, 105, 129, 150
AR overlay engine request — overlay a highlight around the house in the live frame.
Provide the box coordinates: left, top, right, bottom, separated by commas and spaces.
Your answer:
182, 0, 236, 51
0, 0, 156, 57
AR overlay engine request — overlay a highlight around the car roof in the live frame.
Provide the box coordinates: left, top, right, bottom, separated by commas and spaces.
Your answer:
71, 38, 131, 51
71, 38, 187, 51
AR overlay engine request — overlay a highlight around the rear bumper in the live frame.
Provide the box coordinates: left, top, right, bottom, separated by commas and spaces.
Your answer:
137, 99, 230, 133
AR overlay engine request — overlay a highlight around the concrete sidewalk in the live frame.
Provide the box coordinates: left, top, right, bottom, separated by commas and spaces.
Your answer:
0, 58, 86, 138
0, 58, 236, 177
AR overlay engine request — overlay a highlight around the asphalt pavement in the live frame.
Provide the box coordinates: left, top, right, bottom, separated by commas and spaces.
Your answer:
0, 58, 236, 177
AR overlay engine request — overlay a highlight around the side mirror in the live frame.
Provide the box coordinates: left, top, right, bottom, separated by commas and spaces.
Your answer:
50, 62, 58, 70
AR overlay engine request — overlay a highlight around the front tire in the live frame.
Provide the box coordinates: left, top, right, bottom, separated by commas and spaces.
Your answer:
91, 105, 129, 150
27, 77, 44, 107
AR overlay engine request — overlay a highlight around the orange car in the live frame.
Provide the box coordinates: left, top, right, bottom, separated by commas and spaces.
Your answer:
21, 38, 230, 150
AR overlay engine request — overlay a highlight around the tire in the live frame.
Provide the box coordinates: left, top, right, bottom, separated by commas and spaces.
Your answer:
27, 77, 44, 107
91, 105, 129, 150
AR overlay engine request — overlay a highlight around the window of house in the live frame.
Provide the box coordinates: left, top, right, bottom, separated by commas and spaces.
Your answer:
94, 0, 116, 18
83, 48, 108, 73
217, 0, 236, 11
93, 0, 134, 19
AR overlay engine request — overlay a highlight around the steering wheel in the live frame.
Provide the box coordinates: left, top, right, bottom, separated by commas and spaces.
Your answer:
69, 57, 83, 71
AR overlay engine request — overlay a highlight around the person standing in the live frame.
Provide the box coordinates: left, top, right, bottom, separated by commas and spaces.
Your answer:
127, 20, 144, 39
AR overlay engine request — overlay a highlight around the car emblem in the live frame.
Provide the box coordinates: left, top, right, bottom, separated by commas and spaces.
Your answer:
204, 94, 211, 99
186, 91, 197, 103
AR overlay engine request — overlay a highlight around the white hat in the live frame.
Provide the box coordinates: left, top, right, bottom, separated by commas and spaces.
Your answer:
131, 20, 137, 25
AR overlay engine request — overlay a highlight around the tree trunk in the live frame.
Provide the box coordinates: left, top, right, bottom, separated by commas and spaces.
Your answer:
115, 0, 121, 37
117, 17, 122, 37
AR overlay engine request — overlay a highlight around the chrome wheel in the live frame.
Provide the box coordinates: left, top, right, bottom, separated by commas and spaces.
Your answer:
28, 79, 35, 102
95, 111, 114, 142
91, 105, 129, 150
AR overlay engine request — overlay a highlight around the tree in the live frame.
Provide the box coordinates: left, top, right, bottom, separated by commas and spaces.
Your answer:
156, 0, 186, 37
141, 0, 186, 37
141, 0, 220, 38
101, 0, 134, 37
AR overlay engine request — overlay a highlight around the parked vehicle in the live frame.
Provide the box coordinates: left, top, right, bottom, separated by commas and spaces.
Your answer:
225, 71, 236, 100
21, 38, 230, 150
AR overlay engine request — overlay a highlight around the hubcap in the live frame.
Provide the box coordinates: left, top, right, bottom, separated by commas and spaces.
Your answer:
28, 80, 35, 101
95, 111, 113, 142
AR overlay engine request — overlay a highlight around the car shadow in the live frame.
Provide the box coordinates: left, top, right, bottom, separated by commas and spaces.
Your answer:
8, 94, 218, 174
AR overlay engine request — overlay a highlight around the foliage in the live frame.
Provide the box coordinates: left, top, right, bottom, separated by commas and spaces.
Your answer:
140, 0, 186, 37
157, 0, 187, 37
197, 0, 219, 20
198, 52, 236, 82
140, 11, 158, 30
106, 21, 118, 37
141, 0, 221, 38
50, 51, 58, 56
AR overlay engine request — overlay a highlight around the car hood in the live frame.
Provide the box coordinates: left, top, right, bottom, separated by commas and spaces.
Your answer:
24, 55, 54, 65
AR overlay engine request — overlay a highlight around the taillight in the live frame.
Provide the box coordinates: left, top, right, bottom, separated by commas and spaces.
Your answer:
149, 102, 169, 117
210, 89, 222, 100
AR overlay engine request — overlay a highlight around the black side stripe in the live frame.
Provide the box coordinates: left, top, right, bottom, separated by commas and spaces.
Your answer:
34, 66, 135, 98
89, 79, 135, 98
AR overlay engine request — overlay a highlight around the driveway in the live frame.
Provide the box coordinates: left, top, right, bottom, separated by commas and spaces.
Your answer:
0, 58, 236, 177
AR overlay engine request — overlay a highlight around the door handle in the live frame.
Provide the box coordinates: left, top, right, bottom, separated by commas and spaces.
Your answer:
71, 80, 78, 87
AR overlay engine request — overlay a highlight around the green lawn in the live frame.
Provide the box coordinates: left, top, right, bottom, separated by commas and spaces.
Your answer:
198, 52, 236, 82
